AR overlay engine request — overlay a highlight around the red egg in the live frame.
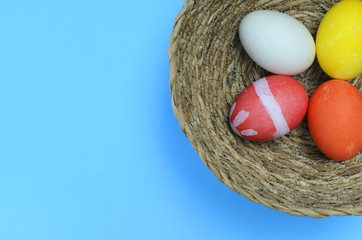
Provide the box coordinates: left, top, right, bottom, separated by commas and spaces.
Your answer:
308, 80, 362, 161
230, 75, 308, 141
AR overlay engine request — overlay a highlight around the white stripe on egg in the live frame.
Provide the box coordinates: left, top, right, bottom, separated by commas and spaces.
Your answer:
230, 102, 241, 137
240, 129, 258, 136
230, 107, 258, 137
229, 102, 236, 120
233, 110, 249, 127
253, 77, 290, 138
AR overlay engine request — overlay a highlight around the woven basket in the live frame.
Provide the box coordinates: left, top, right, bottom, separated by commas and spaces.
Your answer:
169, 0, 361, 218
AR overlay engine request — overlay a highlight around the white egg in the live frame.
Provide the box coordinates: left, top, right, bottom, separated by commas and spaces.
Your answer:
239, 10, 315, 75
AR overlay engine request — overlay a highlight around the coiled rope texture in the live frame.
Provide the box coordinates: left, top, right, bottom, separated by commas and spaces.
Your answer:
169, 0, 361, 218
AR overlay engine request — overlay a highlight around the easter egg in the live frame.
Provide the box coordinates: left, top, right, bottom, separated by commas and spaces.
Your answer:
230, 75, 308, 141
316, 0, 362, 80
239, 10, 315, 75
308, 80, 362, 161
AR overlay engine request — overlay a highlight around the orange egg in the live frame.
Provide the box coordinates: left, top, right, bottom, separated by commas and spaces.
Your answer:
308, 80, 362, 161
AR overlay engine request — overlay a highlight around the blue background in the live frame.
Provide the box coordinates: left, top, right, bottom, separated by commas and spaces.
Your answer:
0, 0, 361, 239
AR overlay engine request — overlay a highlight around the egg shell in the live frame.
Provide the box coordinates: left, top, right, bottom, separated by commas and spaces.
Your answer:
239, 10, 315, 75
308, 80, 362, 161
230, 75, 308, 141
316, 0, 362, 80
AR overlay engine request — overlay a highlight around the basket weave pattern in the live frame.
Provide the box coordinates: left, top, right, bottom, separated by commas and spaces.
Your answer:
169, 0, 362, 218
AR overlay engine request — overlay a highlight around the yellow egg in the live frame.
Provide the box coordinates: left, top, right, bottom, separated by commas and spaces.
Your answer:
316, 0, 362, 80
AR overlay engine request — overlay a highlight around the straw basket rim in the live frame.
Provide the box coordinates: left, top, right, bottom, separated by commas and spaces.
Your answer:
169, 0, 362, 218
